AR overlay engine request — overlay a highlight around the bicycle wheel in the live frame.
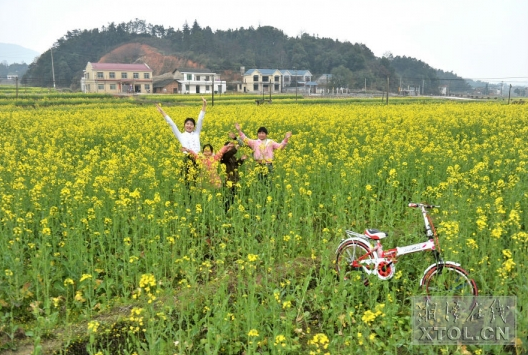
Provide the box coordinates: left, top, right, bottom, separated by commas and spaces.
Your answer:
335, 240, 373, 283
422, 263, 478, 297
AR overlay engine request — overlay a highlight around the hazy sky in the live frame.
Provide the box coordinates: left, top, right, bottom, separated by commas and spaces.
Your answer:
1, 0, 527, 83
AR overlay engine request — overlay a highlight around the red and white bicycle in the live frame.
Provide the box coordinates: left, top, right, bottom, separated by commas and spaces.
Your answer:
335, 203, 478, 297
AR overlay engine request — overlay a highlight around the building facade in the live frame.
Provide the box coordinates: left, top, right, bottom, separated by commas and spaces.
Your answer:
171, 68, 226, 94
238, 69, 315, 94
82, 62, 153, 94
238, 69, 283, 94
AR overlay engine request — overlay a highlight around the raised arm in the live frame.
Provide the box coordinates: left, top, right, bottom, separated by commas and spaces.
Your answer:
214, 142, 234, 161
156, 104, 183, 142
229, 131, 245, 147
235, 123, 258, 149
195, 97, 207, 134
272, 131, 293, 150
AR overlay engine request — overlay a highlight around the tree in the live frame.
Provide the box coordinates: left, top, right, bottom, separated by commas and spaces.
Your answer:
330, 65, 354, 90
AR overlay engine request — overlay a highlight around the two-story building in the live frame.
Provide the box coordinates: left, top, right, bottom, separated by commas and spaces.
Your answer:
175, 68, 226, 94
153, 68, 226, 94
285, 69, 315, 93
239, 69, 283, 94
238, 68, 315, 94
82, 62, 153, 94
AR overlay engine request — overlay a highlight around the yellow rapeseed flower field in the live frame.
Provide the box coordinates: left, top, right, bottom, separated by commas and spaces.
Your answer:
0, 94, 526, 354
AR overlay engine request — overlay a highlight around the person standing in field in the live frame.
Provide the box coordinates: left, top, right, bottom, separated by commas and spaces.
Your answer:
182, 143, 234, 189
155, 97, 207, 184
220, 134, 247, 211
234, 123, 292, 182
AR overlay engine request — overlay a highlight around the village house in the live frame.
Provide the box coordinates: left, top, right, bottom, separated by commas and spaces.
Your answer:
238, 69, 282, 94
153, 68, 226, 94
81, 62, 153, 94
238, 68, 315, 94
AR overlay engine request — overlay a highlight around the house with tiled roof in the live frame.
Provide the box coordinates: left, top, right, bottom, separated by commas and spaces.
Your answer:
238, 68, 315, 94
153, 68, 226, 94
82, 62, 153, 94
238, 69, 283, 94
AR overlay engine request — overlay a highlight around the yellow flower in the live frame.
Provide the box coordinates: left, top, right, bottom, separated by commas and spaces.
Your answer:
248, 329, 259, 337
79, 274, 92, 282
247, 254, 259, 262
274, 334, 286, 346
466, 238, 478, 249
87, 320, 100, 333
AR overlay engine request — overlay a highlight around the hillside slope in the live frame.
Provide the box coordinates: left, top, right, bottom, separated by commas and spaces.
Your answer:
99, 43, 203, 76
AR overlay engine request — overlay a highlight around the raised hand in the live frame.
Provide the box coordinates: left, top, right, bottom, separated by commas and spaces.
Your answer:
155, 104, 166, 116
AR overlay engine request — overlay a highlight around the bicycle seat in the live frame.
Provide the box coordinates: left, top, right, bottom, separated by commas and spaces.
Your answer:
364, 229, 387, 240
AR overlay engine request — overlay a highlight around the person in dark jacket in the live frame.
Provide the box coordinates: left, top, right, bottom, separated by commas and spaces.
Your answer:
221, 134, 247, 212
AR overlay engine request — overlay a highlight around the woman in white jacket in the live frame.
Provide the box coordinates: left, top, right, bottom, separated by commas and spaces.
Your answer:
156, 97, 207, 185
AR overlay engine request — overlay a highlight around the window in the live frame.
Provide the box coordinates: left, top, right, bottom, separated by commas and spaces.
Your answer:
86, 73, 90, 79
253, 84, 259, 91
205, 76, 210, 81
121, 72, 128, 79
110, 84, 116, 90
144, 84, 150, 91
109, 72, 115, 79
262, 76, 269, 82
98, 84, 104, 90
187, 74, 192, 80
143, 73, 150, 79
97, 72, 104, 79
205, 85, 210, 91
86, 84, 90, 91
275, 84, 280, 91
274, 76, 280, 82
133, 73, 139, 79
196, 75, 201, 81
253, 75, 259, 82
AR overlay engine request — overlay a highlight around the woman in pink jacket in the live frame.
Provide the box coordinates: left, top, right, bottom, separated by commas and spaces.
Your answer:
234, 123, 292, 180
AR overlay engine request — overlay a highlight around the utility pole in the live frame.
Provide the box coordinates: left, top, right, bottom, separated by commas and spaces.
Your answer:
295, 68, 298, 102
211, 75, 214, 106
508, 84, 512, 104
386, 76, 389, 105
15, 76, 19, 99
364, 78, 366, 93
51, 48, 56, 89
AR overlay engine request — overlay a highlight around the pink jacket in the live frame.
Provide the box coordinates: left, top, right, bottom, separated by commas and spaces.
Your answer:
240, 133, 289, 163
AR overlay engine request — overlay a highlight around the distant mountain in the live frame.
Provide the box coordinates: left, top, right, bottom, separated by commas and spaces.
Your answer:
0, 43, 40, 64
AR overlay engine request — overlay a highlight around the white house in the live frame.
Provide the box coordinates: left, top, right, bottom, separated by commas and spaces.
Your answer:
171, 68, 226, 94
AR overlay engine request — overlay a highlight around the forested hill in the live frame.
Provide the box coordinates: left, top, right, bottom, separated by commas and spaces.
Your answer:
23, 19, 470, 94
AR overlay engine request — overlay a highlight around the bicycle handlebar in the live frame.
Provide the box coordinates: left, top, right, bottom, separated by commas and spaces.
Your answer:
408, 203, 440, 209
